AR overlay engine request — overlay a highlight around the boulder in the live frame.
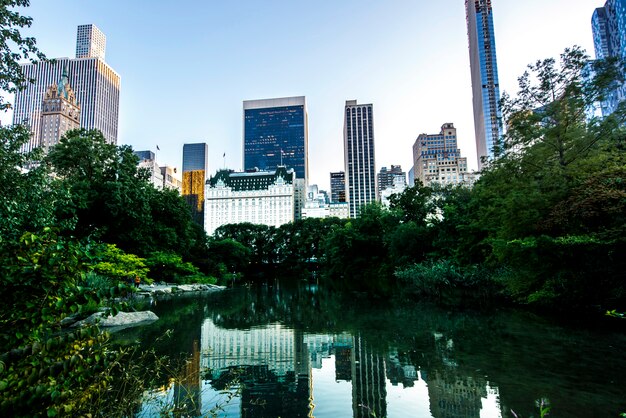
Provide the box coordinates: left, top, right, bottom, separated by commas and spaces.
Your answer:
72, 311, 158, 328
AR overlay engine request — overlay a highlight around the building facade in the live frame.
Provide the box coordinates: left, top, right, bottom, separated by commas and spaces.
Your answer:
243, 96, 308, 182
377, 165, 406, 201
13, 25, 120, 150
466, 0, 502, 170
134, 150, 182, 191
344, 100, 376, 218
302, 184, 349, 219
204, 166, 295, 236
592, 1, 626, 116
38, 68, 80, 153
412, 123, 471, 187
182, 143, 209, 225
75, 24, 106, 61
330, 171, 346, 203
161, 166, 183, 191
380, 176, 407, 208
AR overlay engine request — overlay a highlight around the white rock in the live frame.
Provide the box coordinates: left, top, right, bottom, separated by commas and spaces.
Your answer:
72, 311, 158, 328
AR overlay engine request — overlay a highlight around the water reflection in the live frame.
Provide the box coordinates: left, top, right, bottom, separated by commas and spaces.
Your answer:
127, 281, 626, 418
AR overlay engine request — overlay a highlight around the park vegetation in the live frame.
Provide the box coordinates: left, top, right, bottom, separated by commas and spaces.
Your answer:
0, 1, 624, 416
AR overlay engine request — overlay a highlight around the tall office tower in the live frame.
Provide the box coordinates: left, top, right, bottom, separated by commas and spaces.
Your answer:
412, 123, 471, 187
351, 335, 387, 418
466, 0, 502, 170
13, 24, 120, 150
344, 100, 376, 218
330, 171, 346, 203
377, 165, 406, 200
76, 24, 106, 61
593, 7, 611, 59
243, 96, 309, 182
182, 143, 209, 226
38, 68, 80, 153
591, 1, 626, 116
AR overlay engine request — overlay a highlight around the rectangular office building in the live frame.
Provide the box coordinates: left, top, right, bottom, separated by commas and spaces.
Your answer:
243, 96, 308, 182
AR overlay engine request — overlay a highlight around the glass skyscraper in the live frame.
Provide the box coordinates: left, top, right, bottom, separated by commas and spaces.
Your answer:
592, 1, 626, 116
243, 96, 308, 181
182, 143, 209, 226
344, 100, 376, 219
13, 25, 120, 150
466, 0, 502, 170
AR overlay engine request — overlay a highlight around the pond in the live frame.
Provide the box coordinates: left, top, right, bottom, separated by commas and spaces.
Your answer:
117, 280, 626, 417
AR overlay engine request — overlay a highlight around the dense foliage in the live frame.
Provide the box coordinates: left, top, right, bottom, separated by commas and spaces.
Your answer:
0, 8, 214, 411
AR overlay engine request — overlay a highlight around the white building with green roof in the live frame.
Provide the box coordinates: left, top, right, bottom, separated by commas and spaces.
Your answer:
204, 166, 296, 236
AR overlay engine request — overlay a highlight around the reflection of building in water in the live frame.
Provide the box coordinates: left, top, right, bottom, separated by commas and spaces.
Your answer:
201, 320, 313, 417
173, 339, 201, 417
201, 321, 296, 378
386, 349, 419, 388
351, 335, 387, 418
424, 333, 488, 418
425, 371, 487, 418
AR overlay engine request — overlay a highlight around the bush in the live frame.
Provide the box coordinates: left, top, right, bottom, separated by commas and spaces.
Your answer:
92, 243, 149, 284
395, 259, 505, 303
145, 251, 213, 284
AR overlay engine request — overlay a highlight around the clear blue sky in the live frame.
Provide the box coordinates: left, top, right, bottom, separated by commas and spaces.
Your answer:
2, 0, 605, 190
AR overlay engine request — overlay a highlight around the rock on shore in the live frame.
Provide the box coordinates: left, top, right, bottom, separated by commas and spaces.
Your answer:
72, 311, 159, 328
136, 283, 226, 297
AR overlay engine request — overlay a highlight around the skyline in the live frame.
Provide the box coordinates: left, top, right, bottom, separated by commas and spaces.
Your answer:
0, 0, 604, 191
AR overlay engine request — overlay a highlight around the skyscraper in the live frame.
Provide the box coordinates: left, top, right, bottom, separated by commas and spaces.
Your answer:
182, 143, 209, 226
466, 0, 502, 170
591, 1, 626, 116
13, 24, 120, 149
243, 96, 308, 182
592, 7, 611, 60
75, 24, 106, 61
330, 171, 346, 203
38, 67, 80, 153
344, 100, 376, 218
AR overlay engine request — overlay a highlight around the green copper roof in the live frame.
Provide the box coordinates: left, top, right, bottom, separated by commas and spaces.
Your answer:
208, 166, 293, 191
56, 64, 72, 100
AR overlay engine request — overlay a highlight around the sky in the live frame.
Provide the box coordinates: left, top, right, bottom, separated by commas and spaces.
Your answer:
1, 0, 606, 191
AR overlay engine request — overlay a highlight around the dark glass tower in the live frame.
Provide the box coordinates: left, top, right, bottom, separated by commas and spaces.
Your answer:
466, 0, 502, 170
344, 100, 376, 218
182, 143, 209, 226
243, 97, 308, 181
592, 1, 626, 116
330, 171, 346, 203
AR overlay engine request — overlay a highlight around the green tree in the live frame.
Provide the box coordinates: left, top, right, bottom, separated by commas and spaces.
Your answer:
0, 125, 65, 240
46, 129, 209, 259
0, 0, 46, 111
323, 204, 395, 293
470, 47, 626, 308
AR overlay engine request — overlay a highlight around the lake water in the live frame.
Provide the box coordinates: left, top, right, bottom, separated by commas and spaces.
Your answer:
119, 280, 626, 417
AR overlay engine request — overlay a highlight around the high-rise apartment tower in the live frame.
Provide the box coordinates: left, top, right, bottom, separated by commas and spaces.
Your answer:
13, 24, 120, 149
466, 0, 502, 170
344, 100, 376, 218
592, 1, 626, 116
243, 96, 308, 182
